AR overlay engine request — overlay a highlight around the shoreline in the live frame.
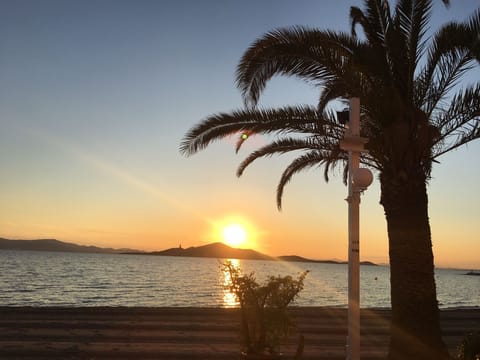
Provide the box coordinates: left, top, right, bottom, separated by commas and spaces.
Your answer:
1, 305, 478, 310
0, 307, 478, 359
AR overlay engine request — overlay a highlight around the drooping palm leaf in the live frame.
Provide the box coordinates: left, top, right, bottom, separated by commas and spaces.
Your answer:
180, 106, 340, 156
276, 151, 333, 210
236, 137, 328, 177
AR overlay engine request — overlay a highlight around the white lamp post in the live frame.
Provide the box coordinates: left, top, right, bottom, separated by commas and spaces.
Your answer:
339, 98, 373, 360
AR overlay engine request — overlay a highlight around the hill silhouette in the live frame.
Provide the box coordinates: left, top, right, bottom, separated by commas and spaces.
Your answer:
150, 242, 272, 260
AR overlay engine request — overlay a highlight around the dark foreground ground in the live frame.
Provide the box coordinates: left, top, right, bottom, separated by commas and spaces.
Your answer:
0, 307, 478, 359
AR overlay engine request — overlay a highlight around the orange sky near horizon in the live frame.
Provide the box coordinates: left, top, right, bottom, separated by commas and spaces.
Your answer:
2, 135, 478, 270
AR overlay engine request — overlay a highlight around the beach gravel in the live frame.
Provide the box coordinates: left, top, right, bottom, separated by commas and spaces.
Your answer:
0, 307, 478, 359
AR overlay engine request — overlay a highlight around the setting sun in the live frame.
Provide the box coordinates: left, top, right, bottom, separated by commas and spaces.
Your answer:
209, 214, 261, 250
222, 224, 247, 248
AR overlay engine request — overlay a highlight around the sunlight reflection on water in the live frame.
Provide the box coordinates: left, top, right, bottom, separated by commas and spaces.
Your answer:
0, 250, 478, 308
220, 259, 239, 308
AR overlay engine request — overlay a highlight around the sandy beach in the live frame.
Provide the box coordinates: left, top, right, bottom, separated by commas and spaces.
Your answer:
0, 307, 478, 359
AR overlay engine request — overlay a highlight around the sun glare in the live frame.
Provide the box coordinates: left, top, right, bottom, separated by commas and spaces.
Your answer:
210, 215, 259, 250
222, 224, 247, 248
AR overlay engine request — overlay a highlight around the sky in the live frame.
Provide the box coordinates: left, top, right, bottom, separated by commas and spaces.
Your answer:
0, 0, 478, 269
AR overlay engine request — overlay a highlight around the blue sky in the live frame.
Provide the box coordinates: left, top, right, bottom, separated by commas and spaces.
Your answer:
0, 0, 478, 268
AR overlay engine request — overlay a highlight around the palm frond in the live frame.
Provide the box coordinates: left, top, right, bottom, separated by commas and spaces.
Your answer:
322, 143, 380, 183
322, 144, 348, 182
394, 0, 433, 97
360, 153, 382, 171
180, 106, 340, 156
431, 83, 480, 158
415, 15, 477, 112
352, 0, 430, 99
395, 0, 432, 61
420, 49, 474, 116
276, 151, 329, 210
236, 137, 327, 177
317, 77, 362, 111
236, 27, 358, 107
434, 122, 479, 159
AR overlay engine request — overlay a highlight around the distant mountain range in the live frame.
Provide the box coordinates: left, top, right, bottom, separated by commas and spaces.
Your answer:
0, 238, 377, 265
0, 238, 137, 254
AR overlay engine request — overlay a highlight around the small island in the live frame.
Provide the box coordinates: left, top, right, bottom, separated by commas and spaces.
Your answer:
464, 271, 480, 276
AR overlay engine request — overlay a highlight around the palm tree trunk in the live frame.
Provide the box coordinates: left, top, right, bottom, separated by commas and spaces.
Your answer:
380, 175, 450, 360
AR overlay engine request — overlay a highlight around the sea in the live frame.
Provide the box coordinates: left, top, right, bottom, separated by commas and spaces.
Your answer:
0, 250, 478, 308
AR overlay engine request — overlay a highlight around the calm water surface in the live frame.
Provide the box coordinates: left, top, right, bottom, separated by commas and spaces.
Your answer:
0, 250, 478, 308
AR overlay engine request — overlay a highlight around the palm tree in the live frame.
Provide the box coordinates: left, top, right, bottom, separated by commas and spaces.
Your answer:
180, 1, 479, 359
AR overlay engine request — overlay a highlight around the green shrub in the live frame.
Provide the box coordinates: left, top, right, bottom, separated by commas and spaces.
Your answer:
222, 260, 308, 356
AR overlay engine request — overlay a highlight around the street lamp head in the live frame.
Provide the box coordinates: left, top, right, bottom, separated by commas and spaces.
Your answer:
352, 167, 373, 191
